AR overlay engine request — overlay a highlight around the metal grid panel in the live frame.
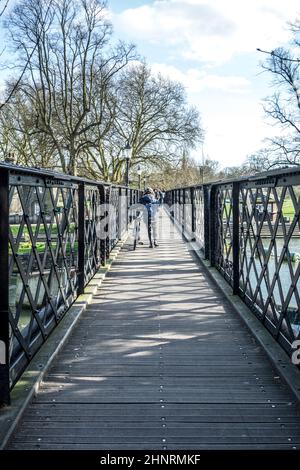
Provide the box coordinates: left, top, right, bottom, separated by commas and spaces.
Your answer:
166, 174, 300, 357
183, 188, 192, 235
0, 164, 134, 402
84, 185, 101, 285
239, 181, 300, 348
119, 188, 128, 240
195, 186, 205, 250
179, 189, 184, 224
215, 184, 234, 285
108, 187, 120, 251
9, 174, 79, 385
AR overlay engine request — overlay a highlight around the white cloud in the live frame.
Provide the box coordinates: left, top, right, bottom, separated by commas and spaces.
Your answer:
111, 1, 300, 167
147, 62, 264, 167
113, 0, 299, 64
150, 63, 250, 93
202, 111, 275, 167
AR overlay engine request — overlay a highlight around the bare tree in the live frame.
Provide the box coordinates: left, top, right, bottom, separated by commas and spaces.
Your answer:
243, 149, 273, 172
259, 34, 300, 167
2, 2, 203, 181
5, 0, 135, 174
0, 0, 9, 17
0, 0, 56, 113
0, 82, 59, 167
83, 62, 203, 183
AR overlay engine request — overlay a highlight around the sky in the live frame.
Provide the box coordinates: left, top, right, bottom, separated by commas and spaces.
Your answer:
0, 0, 299, 168
107, 0, 300, 167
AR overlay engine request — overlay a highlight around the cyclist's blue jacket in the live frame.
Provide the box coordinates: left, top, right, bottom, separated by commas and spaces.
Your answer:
139, 194, 160, 216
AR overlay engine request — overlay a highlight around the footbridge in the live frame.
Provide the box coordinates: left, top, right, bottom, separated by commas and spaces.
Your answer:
0, 163, 300, 450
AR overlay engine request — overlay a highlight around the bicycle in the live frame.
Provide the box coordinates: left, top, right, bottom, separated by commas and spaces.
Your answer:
133, 212, 142, 250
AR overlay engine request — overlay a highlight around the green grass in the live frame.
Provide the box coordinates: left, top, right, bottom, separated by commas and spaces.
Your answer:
9, 241, 78, 255
10, 223, 76, 239
222, 198, 296, 220
282, 199, 295, 218
9, 222, 78, 254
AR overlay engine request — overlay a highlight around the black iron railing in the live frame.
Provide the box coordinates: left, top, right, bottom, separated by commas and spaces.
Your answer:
0, 163, 140, 405
166, 168, 300, 359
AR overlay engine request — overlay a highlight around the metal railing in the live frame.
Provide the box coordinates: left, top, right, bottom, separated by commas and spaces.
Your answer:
0, 163, 140, 405
166, 168, 300, 360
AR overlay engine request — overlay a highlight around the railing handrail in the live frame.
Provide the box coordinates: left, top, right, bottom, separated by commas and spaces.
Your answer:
168, 166, 300, 191
0, 162, 130, 190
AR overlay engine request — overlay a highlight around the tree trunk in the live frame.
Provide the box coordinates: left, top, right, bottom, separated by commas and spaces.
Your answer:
68, 139, 77, 176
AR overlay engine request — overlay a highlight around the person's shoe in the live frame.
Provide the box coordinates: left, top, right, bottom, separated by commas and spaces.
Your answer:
149, 243, 153, 248
154, 241, 159, 247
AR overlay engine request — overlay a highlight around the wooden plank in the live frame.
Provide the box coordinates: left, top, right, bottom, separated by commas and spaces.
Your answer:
8, 433, 300, 445
6, 210, 300, 450
8, 443, 298, 450
20, 404, 300, 427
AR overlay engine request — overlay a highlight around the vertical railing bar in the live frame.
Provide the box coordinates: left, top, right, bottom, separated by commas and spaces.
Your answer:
191, 186, 196, 241
203, 185, 210, 260
209, 185, 217, 267
232, 181, 240, 295
0, 168, 10, 405
99, 184, 106, 267
126, 188, 129, 234
105, 186, 110, 260
77, 182, 85, 295
94, 185, 100, 271
182, 188, 186, 233
118, 187, 122, 241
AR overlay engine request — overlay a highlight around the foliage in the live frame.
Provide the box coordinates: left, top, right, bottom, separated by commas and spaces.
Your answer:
0, 0, 203, 183
258, 26, 300, 168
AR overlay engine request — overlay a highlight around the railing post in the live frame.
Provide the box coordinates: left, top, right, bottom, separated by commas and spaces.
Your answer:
181, 188, 185, 233
174, 190, 178, 219
118, 187, 122, 240
170, 190, 174, 217
126, 188, 129, 230
99, 184, 107, 266
209, 185, 217, 267
0, 168, 10, 405
203, 185, 210, 260
78, 182, 85, 295
105, 187, 110, 259
128, 189, 133, 224
191, 187, 196, 241
232, 181, 240, 295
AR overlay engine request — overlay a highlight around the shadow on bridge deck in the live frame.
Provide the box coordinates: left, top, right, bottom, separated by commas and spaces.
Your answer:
6, 211, 300, 450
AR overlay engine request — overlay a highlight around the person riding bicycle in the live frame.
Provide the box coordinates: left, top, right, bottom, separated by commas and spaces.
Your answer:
139, 187, 160, 248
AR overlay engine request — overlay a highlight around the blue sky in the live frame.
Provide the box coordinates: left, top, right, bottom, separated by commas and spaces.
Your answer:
107, 0, 300, 167
1, 0, 299, 167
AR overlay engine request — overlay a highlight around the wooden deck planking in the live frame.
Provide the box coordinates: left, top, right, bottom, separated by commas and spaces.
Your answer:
6, 210, 300, 450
